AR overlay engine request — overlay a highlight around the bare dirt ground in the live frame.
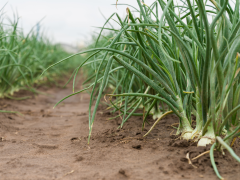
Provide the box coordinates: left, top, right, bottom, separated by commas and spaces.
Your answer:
0, 80, 240, 180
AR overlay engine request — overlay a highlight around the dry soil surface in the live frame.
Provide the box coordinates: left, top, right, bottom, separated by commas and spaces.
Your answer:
0, 81, 240, 180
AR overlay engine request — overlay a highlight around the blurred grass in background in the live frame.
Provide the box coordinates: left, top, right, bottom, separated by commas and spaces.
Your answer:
0, 6, 83, 98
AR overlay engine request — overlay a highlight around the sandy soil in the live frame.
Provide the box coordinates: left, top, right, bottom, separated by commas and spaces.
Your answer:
0, 81, 240, 180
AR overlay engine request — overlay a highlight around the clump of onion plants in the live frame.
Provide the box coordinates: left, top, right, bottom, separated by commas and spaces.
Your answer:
44, 0, 240, 179
0, 6, 78, 99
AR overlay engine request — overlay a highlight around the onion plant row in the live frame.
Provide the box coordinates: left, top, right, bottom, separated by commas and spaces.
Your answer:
0, 9, 79, 98
45, 0, 240, 178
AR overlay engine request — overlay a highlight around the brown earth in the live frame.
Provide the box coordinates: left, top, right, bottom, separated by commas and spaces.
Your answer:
0, 80, 240, 180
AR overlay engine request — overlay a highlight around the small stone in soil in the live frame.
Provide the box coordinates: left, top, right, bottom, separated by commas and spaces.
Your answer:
119, 169, 126, 175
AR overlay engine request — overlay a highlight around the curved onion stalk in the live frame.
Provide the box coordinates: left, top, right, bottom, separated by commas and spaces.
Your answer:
210, 143, 223, 180
216, 136, 240, 163
209, 136, 240, 180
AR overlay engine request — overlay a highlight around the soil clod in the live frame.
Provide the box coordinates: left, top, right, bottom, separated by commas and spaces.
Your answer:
132, 144, 141, 149
118, 169, 126, 175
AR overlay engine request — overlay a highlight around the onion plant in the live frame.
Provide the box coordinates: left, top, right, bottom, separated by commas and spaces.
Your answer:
44, 0, 240, 178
